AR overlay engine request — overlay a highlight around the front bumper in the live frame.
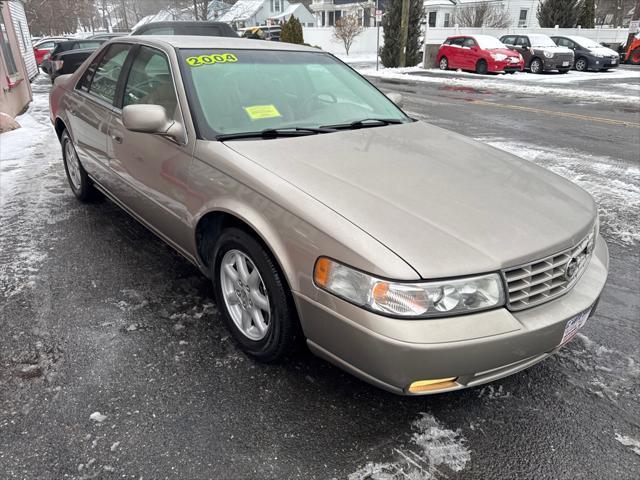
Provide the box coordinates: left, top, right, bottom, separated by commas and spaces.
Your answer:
590, 56, 619, 69
294, 235, 609, 395
490, 58, 524, 72
542, 57, 573, 70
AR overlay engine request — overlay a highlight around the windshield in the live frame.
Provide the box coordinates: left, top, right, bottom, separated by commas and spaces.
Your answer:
528, 34, 556, 47
179, 49, 410, 139
474, 35, 505, 50
570, 36, 603, 49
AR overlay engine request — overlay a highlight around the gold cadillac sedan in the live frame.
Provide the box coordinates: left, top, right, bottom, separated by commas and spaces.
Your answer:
49, 36, 609, 395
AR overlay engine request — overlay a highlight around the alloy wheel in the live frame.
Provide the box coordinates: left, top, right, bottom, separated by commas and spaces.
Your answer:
575, 58, 587, 71
220, 249, 271, 341
65, 139, 82, 190
439, 57, 448, 70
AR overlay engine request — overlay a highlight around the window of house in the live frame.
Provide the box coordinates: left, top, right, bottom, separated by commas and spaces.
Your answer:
444, 13, 450, 27
270, 0, 282, 13
518, 9, 528, 28
0, 11, 18, 76
428, 11, 437, 28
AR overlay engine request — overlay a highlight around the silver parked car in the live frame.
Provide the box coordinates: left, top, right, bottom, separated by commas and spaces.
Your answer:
50, 36, 609, 395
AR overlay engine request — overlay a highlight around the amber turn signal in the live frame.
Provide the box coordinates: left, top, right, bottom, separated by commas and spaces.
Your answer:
408, 377, 458, 393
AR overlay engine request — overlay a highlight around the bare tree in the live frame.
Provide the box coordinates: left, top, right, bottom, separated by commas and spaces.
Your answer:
333, 15, 364, 55
452, 3, 512, 28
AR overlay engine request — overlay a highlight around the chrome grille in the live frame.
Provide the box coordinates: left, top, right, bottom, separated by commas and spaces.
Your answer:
502, 232, 595, 311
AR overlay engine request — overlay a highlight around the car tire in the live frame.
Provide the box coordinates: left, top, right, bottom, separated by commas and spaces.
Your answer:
61, 130, 96, 202
210, 228, 301, 363
559, 68, 570, 74
575, 57, 588, 71
439, 56, 448, 70
630, 48, 640, 65
475, 59, 488, 75
529, 58, 543, 74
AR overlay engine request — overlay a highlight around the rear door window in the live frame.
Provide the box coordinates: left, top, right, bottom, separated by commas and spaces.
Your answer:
462, 38, 476, 48
515, 37, 530, 47
87, 43, 131, 105
449, 38, 465, 47
501, 36, 516, 45
142, 27, 175, 35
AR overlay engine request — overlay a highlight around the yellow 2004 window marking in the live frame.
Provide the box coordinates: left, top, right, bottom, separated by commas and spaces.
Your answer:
244, 105, 282, 120
186, 53, 238, 67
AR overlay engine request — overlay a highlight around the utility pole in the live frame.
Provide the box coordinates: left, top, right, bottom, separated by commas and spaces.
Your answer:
398, 0, 410, 67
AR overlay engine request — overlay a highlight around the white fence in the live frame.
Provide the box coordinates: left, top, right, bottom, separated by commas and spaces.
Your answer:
424, 26, 629, 45
303, 27, 383, 55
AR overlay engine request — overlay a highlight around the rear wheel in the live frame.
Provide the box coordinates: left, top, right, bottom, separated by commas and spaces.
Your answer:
629, 48, 640, 65
211, 228, 301, 362
575, 57, 588, 71
530, 58, 543, 74
439, 56, 448, 70
61, 130, 95, 202
475, 59, 488, 75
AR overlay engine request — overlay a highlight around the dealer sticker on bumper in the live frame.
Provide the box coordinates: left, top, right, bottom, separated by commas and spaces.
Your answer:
560, 307, 592, 345
562, 61, 570, 67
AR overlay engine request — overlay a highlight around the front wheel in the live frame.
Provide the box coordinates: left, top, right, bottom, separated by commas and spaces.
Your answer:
575, 57, 588, 71
439, 56, 448, 70
61, 130, 95, 202
475, 59, 488, 75
211, 228, 301, 362
530, 58, 543, 74
629, 48, 640, 65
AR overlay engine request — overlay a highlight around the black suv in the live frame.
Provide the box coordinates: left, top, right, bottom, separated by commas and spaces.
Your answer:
551, 35, 620, 71
42, 39, 105, 75
131, 21, 237, 37
500, 34, 574, 74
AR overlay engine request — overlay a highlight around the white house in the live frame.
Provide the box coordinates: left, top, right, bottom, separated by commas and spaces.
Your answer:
216, 0, 316, 29
310, 0, 377, 28
423, 0, 542, 29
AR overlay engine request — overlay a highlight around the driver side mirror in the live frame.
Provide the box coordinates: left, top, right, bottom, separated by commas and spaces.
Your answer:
386, 92, 404, 108
122, 104, 185, 144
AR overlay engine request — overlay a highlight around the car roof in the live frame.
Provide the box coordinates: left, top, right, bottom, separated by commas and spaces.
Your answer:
119, 35, 319, 53
137, 21, 230, 27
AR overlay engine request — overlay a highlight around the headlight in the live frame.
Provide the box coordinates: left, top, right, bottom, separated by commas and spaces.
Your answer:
491, 53, 507, 61
313, 257, 505, 318
543, 51, 554, 58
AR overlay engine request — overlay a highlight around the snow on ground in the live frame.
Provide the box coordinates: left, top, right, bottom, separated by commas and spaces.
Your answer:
348, 413, 471, 480
421, 67, 640, 84
359, 67, 640, 106
0, 79, 69, 297
615, 433, 640, 456
479, 138, 640, 246
334, 53, 378, 65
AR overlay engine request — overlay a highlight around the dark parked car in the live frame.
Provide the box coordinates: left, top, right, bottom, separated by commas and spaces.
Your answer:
500, 34, 574, 74
551, 35, 620, 71
49, 44, 104, 83
131, 21, 237, 37
43, 39, 106, 75
33, 37, 71, 66
88, 32, 128, 40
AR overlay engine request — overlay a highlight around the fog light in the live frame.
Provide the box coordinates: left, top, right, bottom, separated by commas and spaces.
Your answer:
408, 377, 458, 393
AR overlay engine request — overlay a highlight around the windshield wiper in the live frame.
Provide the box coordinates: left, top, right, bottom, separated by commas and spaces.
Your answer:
217, 127, 336, 141
321, 118, 405, 130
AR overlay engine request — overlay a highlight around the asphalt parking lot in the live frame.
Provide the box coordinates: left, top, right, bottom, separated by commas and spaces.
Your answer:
1, 69, 639, 479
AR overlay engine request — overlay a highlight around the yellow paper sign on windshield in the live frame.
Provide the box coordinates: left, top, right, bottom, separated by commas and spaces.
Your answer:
244, 105, 281, 120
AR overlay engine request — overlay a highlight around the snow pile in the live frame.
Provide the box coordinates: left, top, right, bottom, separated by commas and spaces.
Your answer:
480, 139, 640, 246
615, 433, 640, 456
348, 413, 471, 479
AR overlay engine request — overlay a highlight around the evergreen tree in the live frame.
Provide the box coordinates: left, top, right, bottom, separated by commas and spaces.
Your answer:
537, 0, 581, 28
281, 16, 304, 44
380, 0, 425, 68
577, 0, 595, 28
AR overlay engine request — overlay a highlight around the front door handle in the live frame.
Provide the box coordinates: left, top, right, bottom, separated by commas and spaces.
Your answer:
110, 131, 123, 144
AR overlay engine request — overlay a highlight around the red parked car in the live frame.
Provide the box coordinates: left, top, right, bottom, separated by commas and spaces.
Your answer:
437, 35, 524, 74
32, 37, 71, 66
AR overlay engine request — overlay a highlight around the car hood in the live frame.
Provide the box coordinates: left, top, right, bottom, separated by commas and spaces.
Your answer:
589, 46, 618, 56
225, 122, 596, 278
488, 48, 521, 57
535, 45, 573, 54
